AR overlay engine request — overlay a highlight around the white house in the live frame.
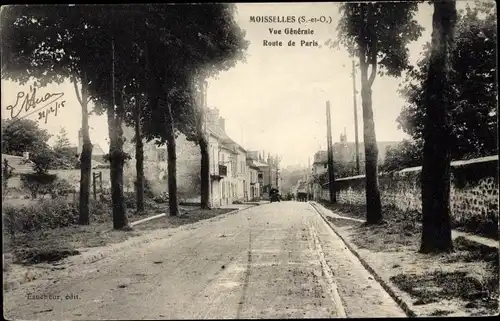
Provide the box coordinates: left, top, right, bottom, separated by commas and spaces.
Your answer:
246, 151, 268, 201
237, 146, 247, 202
119, 106, 267, 207
207, 131, 222, 207
246, 159, 263, 201
221, 140, 247, 203
205, 108, 243, 206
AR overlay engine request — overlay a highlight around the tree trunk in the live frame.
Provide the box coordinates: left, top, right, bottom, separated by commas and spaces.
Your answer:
359, 61, 382, 225
75, 76, 93, 226
165, 101, 179, 216
420, 0, 456, 254
108, 38, 129, 230
107, 95, 129, 229
200, 136, 210, 209
198, 80, 210, 209
134, 97, 144, 213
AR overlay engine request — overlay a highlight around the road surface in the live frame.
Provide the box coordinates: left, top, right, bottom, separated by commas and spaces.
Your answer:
4, 201, 406, 319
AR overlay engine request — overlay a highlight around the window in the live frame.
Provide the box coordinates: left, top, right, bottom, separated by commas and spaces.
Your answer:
324, 164, 327, 168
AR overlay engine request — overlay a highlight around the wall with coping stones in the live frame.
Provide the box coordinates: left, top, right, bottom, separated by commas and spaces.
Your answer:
320, 156, 499, 229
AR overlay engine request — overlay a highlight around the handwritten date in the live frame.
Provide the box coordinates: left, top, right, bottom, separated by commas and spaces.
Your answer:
38, 101, 66, 124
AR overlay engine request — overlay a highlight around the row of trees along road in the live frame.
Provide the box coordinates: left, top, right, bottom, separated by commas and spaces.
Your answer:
1, 4, 249, 229
330, 0, 495, 253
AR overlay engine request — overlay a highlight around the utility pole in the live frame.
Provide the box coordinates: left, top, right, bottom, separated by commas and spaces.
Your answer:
352, 60, 360, 175
326, 101, 336, 203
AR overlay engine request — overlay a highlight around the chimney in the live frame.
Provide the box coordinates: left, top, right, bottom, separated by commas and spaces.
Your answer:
219, 117, 225, 131
23, 152, 30, 161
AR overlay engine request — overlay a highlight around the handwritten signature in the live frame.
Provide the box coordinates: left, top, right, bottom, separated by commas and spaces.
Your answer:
6, 85, 66, 124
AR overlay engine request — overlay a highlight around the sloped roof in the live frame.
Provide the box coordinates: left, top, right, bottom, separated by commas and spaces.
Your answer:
1, 154, 35, 173
247, 151, 260, 160
247, 159, 269, 169
207, 123, 229, 141
92, 159, 109, 169
93, 143, 106, 155
313, 150, 328, 164
222, 138, 246, 153
207, 123, 245, 153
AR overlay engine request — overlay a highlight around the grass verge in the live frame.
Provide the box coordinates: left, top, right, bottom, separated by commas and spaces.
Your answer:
319, 203, 499, 317
320, 201, 498, 240
2, 202, 173, 266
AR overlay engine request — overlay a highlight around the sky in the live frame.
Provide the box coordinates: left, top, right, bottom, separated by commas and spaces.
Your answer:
1, 1, 477, 167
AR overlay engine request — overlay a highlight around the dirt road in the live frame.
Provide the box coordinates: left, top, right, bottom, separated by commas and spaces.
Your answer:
4, 201, 406, 319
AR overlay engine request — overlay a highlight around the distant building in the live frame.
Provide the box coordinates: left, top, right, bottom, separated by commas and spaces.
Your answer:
77, 129, 108, 168
311, 133, 399, 200
246, 151, 268, 201
312, 150, 328, 177
332, 130, 398, 164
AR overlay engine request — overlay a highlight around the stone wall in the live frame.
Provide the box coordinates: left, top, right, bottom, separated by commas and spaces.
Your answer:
320, 156, 499, 228
51, 168, 112, 190
6, 168, 112, 191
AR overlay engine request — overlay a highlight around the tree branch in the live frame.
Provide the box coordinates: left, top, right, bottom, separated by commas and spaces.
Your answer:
72, 77, 83, 106
367, 3, 377, 87
357, 3, 368, 72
